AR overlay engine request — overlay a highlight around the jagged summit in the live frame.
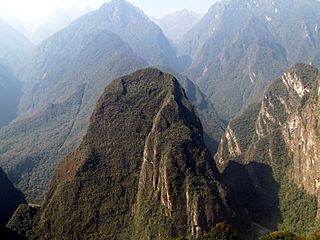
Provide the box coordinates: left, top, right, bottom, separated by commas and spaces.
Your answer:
100, 0, 144, 14
8, 68, 237, 240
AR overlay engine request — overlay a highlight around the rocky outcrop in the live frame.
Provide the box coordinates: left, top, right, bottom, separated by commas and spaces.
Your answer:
8, 68, 238, 240
216, 64, 320, 234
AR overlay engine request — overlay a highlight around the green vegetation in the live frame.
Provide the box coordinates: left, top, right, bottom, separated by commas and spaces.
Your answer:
260, 231, 305, 240
205, 223, 240, 240
8, 69, 235, 240
219, 64, 320, 235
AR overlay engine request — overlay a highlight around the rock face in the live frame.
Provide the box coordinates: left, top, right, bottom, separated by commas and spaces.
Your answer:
0, 167, 26, 227
8, 68, 236, 240
216, 64, 320, 234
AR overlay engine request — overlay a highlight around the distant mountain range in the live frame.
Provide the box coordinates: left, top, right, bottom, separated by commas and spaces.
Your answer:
179, 0, 320, 120
30, 7, 92, 44
1, 7, 92, 44
0, 0, 223, 202
0, 17, 33, 73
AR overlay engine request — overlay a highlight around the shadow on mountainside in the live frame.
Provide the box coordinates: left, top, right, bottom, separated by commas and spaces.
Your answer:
222, 161, 282, 231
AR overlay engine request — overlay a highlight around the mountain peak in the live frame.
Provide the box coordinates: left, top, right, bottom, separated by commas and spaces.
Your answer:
100, 0, 144, 16
9, 68, 237, 239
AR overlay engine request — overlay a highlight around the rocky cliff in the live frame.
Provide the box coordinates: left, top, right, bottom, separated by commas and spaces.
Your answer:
216, 64, 320, 234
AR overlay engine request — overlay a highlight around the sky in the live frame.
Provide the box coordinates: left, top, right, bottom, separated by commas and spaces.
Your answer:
0, 0, 218, 22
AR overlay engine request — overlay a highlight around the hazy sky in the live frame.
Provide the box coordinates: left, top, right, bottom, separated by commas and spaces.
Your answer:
0, 0, 218, 22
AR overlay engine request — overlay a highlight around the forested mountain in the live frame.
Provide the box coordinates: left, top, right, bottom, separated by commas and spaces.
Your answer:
0, 17, 33, 73
0, 28, 145, 202
2, 0, 320, 238
156, 9, 202, 42
0, 62, 22, 128
179, 0, 320, 120
0, 0, 222, 202
215, 64, 320, 235
7, 69, 241, 240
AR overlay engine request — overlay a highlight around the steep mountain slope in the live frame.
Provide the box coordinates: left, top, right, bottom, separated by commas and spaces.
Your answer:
0, 5, 224, 202
0, 167, 26, 227
178, 0, 320, 120
154, 66, 226, 153
242, 0, 320, 67
8, 68, 237, 240
156, 9, 202, 42
31, 7, 92, 44
0, 0, 227, 202
0, 17, 33, 72
215, 64, 320, 234
0, 62, 22, 128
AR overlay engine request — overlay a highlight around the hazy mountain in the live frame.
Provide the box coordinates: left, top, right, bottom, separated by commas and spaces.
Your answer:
178, 0, 320, 120
216, 64, 320, 235
58, 0, 180, 70
0, 1, 220, 202
0, 26, 145, 202
0, 167, 26, 227
0, 62, 22, 128
7, 68, 239, 240
0, 17, 33, 72
0, 14, 33, 40
156, 9, 202, 42
31, 7, 92, 44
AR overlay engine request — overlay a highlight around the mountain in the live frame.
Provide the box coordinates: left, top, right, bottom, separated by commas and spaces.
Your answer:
215, 64, 320, 235
7, 68, 238, 240
156, 9, 202, 42
0, 62, 22, 128
0, 17, 33, 72
0, 27, 145, 202
0, 167, 26, 227
154, 66, 226, 154
0, 0, 221, 203
178, 0, 320, 120
31, 7, 92, 44
56, 0, 180, 70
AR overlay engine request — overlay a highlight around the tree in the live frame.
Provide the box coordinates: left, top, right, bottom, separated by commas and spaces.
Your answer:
260, 231, 306, 240
205, 222, 240, 240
